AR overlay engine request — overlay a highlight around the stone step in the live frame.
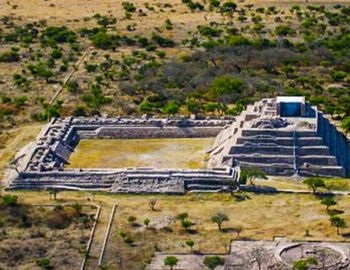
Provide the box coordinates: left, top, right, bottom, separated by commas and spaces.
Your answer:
298, 155, 338, 166
237, 137, 324, 147
238, 161, 295, 176
230, 145, 295, 155
230, 154, 295, 164
229, 145, 330, 156
241, 129, 317, 138
298, 165, 345, 177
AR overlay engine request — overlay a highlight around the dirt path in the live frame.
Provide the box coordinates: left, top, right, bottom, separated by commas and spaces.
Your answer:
49, 49, 90, 105
85, 203, 113, 270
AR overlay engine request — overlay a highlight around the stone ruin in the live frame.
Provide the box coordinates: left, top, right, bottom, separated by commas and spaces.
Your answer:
8, 117, 239, 193
147, 240, 350, 269
208, 96, 350, 177
7, 96, 350, 193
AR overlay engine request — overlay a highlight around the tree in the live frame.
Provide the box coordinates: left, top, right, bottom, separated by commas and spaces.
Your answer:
49, 188, 59, 200
82, 84, 112, 111
185, 239, 195, 251
233, 225, 243, 237
181, 219, 193, 231
27, 62, 54, 83
148, 199, 157, 211
244, 167, 267, 185
208, 75, 244, 104
127, 216, 137, 225
162, 100, 180, 115
143, 218, 150, 228
220, 2, 237, 13
303, 177, 325, 194
72, 202, 82, 216
203, 256, 225, 270
250, 246, 269, 270
65, 80, 80, 94
321, 197, 337, 210
164, 256, 179, 270
341, 116, 350, 136
211, 212, 229, 231
330, 215, 346, 235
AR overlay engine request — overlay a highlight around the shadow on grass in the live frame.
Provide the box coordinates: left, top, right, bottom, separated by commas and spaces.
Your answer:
327, 209, 344, 215
341, 232, 350, 238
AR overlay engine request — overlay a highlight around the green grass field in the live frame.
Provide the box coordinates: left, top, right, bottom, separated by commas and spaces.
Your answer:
67, 138, 214, 169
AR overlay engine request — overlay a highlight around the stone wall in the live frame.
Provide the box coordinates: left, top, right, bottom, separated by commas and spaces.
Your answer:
8, 117, 240, 193
317, 113, 350, 176
78, 126, 222, 139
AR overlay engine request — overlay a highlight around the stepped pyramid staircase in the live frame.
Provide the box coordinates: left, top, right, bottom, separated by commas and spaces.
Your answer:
208, 99, 347, 177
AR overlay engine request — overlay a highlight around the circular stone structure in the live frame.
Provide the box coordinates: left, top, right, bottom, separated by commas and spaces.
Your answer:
278, 243, 349, 269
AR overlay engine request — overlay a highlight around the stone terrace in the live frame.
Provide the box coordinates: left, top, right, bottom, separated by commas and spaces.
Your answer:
8, 117, 239, 193
208, 97, 350, 177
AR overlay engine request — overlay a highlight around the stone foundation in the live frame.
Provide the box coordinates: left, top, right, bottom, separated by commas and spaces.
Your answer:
8, 117, 238, 192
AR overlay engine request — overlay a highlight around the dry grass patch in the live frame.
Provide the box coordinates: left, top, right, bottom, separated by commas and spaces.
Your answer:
67, 138, 214, 169
102, 193, 350, 269
0, 196, 96, 270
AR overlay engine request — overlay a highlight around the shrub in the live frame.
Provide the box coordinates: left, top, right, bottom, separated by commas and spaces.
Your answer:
209, 0, 220, 8
225, 35, 251, 46
2, 195, 18, 206
181, 219, 193, 230
65, 80, 80, 93
203, 256, 225, 270
164, 256, 178, 269
27, 62, 54, 82
91, 30, 119, 50
331, 71, 347, 82
41, 26, 76, 45
51, 48, 62, 59
275, 25, 295, 36
36, 258, 51, 270
122, 2, 136, 12
208, 75, 244, 102
124, 234, 134, 244
0, 51, 20, 62
73, 105, 87, 116
152, 34, 175, 47
127, 215, 137, 224
162, 100, 180, 115
197, 25, 222, 37
220, 2, 237, 13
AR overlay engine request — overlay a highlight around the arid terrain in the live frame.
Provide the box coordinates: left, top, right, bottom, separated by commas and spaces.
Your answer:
1, 0, 350, 269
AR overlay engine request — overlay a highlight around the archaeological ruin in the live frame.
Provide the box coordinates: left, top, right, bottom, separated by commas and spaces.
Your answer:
7, 96, 350, 193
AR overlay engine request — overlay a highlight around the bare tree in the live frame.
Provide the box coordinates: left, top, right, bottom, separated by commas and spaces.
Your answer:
148, 198, 157, 211
249, 246, 269, 270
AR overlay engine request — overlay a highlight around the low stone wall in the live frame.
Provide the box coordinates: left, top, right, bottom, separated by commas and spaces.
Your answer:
9, 168, 237, 193
79, 126, 222, 139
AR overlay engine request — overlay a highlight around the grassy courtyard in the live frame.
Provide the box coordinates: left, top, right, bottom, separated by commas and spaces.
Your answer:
67, 138, 214, 169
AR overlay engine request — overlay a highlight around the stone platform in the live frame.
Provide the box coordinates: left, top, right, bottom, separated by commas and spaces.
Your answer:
208, 97, 350, 177
8, 117, 239, 193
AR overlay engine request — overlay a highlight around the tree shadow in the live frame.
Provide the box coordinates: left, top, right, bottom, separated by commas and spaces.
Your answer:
341, 232, 350, 238
186, 229, 198, 234
327, 209, 344, 215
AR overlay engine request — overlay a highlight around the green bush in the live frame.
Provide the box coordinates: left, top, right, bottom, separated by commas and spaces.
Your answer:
2, 195, 18, 206
203, 256, 225, 270
122, 2, 136, 12
275, 25, 295, 36
0, 51, 20, 62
